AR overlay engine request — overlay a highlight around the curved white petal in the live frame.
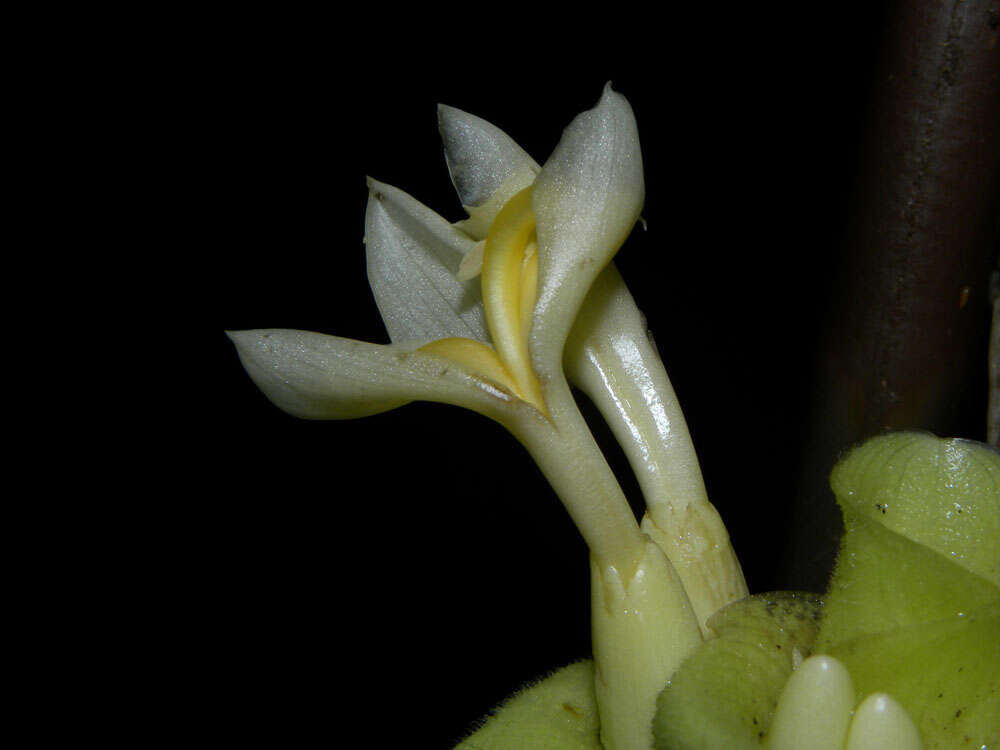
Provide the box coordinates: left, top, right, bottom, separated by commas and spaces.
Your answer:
531, 83, 645, 375
364, 179, 490, 345
438, 104, 541, 240
438, 104, 541, 209
228, 329, 520, 421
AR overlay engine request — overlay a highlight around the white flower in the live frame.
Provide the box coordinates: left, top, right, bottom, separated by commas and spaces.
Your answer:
230, 84, 747, 750
231, 84, 641, 425
230, 85, 655, 569
230, 84, 744, 622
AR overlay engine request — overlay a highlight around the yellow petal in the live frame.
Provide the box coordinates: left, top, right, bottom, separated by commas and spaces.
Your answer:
519, 240, 538, 340
481, 186, 546, 413
418, 337, 519, 397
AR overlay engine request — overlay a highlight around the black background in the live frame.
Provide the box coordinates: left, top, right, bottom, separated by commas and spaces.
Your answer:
171, 3, 966, 745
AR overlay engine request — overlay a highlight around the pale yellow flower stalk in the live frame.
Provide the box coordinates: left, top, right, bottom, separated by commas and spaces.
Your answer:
566, 267, 748, 635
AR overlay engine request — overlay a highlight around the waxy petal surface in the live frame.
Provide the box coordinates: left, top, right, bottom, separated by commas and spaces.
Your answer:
531, 84, 644, 372
228, 328, 521, 421
365, 179, 490, 345
438, 104, 540, 239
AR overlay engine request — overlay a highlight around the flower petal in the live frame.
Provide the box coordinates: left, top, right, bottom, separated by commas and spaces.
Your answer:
364, 179, 490, 345
228, 329, 522, 421
437, 104, 540, 240
531, 83, 644, 373
480, 187, 546, 413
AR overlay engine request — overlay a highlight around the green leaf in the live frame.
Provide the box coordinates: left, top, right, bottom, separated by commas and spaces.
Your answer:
652, 592, 823, 749
455, 661, 602, 750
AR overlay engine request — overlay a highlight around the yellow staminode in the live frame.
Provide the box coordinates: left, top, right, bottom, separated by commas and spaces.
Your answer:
419, 187, 547, 415
419, 337, 520, 396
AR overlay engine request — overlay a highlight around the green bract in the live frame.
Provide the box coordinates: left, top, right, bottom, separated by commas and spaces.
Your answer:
817, 433, 1000, 749
653, 593, 823, 749
828, 432, 1000, 587
456, 662, 602, 750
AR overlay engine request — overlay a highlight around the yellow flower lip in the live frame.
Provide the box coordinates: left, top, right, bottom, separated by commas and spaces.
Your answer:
481, 187, 545, 412
419, 186, 547, 415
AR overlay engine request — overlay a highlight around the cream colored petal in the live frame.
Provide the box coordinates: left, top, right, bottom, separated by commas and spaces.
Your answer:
531, 83, 644, 377
456, 239, 485, 281
437, 104, 541, 240
438, 103, 541, 209
364, 179, 490, 345
228, 328, 520, 421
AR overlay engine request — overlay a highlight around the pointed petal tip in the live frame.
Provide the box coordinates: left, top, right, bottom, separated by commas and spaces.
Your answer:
529, 84, 644, 362
598, 81, 631, 110
437, 102, 459, 120
226, 328, 418, 420
589, 82, 634, 123
436, 102, 467, 138
227, 329, 285, 362
365, 177, 397, 206
226, 329, 251, 347
437, 103, 540, 210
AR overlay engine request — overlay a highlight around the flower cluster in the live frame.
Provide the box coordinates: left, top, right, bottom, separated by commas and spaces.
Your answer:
228, 87, 976, 750
231, 85, 742, 749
